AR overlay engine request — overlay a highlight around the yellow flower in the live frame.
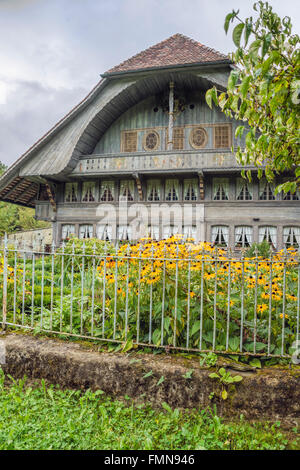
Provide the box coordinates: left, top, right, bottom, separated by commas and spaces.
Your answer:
279, 313, 289, 319
257, 303, 268, 314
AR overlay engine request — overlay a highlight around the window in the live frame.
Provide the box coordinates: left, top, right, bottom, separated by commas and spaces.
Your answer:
213, 178, 229, 200
117, 225, 132, 241
189, 127, 207, 149
82, 182, 96, 202
183, 179, 198, 201
79, 224, 93, 239
211, 226, 229, 247
143, 130, 160, 151
147, 180, 161, 201
61, 224, 75, 240
236, 178, 253, 200
65, 183, 78, 202
97, 224, 112, 241
119, 180, 134, 202
163, 225, 180, 239
235, 226, 253, 248
214, 125, 231, 148
258, 226, 277, 248
165, 179, 179, 201
166, 127, 184, 150
183, 226, 197, 241
283, 190, 300, 201
147, 225, 159, 240
100, 181, 114, 202
283, 227, 300, 248
259, 179, 275, 200
122, 131, 137, 152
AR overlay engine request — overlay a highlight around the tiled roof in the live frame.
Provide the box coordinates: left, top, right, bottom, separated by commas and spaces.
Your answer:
105, 33, 230, 75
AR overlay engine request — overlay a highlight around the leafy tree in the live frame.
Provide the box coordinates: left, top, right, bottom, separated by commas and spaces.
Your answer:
206, 1, 300, 194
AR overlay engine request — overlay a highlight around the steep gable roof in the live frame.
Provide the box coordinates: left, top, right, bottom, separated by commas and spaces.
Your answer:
104, 33, 230, 75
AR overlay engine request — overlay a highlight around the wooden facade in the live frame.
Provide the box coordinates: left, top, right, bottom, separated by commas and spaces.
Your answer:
0, 34, 299, 249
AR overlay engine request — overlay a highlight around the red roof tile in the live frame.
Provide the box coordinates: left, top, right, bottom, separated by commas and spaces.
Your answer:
105, 33, 230, 75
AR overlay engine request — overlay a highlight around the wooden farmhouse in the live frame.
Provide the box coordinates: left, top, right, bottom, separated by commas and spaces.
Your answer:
0, 34, 299, 249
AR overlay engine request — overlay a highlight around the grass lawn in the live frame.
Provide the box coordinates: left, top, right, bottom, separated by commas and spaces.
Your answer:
0, 371, 298, 450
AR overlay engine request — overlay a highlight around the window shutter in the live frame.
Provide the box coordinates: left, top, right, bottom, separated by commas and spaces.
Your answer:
122, 131, 137, 152
214, 125, 231, 148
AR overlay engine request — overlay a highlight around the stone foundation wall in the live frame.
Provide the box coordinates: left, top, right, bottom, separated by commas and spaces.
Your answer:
1, 333, 299, 422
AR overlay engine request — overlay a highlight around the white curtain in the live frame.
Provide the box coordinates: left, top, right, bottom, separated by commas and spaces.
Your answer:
211, 226, 219, 244
213, 178, 229, 200
62, 224, 75, 239
183, 225, 197, 240
236, 177, 252, 199
119, 180, 134, 201
244, 226, 253, 244
82, 182, 96, 202
79, 225, 93, 239
183, 179, 198, 200
259, 179, 275, 199
118, 225, 132, 241
65, 183, 78, 202
163, 225, 179, 239
235, 226, 243, 245
259, 226, 277, 247
284, 227, 300, 246
97, 224, 112, 241
100, 181, 114, 201
165, 179, 179, 201
212, 226, 229, 246
294, 227, 300, 245
147, 180, 161, 201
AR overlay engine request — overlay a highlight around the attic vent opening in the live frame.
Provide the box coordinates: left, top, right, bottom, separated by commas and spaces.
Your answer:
190, 127, 207, 149
122, 131, 137, 152
214, 125, 231, 149
144, 131, 159, 151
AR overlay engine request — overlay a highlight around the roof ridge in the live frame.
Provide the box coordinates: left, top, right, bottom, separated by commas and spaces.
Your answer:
105, 33, 230, 75
106, 33, 182, 73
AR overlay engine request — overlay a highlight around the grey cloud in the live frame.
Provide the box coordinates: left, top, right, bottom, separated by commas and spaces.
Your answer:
0, 0, 39, 9
0, 78, 88, 165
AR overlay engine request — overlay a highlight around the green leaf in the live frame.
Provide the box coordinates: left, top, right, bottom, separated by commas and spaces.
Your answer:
156, 376, 165, 386
228, 70, 239, 91
191, 320, 200, 336
209, 372, 219, 379
162, 402, 172, 413
224, 12, 234, 34
249, 358, 262, 369
143, 370, 153, 379
262, 33, 272, 57
219, 368, 226, 376
233, 375, 243, 383
248, 39, 261, 60
240, 76, 251, 98
122, 339, 134, 353
222, 389, 228, 400
244, 20, 252, 46
229, 337, 240, 352
232, 23, 245, 47
205, 87, 218, 109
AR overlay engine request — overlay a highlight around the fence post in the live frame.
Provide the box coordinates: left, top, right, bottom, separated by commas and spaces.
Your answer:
2, 233, 8, 330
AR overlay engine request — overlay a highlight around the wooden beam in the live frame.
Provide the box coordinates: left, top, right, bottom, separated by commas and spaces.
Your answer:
167, 81, 174, 151
45, 182, 57, 212
198, 171, 205, 200
133, 172, 143, 201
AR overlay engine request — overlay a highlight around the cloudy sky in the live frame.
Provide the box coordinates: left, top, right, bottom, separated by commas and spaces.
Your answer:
0, 0, 299, 166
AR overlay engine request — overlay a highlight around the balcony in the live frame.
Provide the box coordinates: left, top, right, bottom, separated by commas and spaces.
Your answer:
71, 149, 240, 176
